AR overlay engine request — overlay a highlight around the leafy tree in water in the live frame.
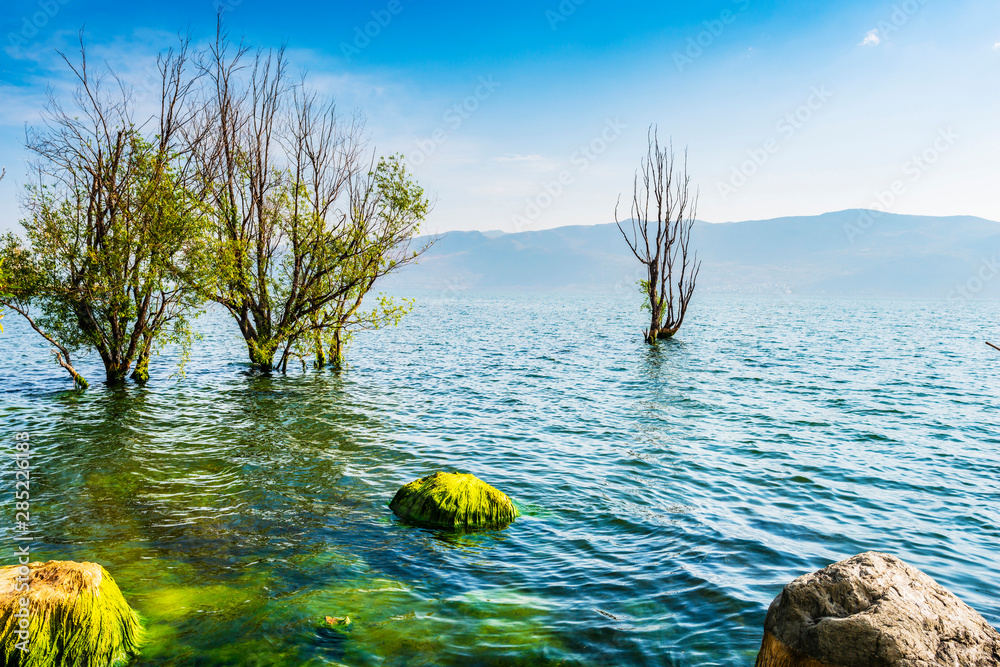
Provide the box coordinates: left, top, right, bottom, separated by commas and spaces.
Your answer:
0, 168, 5, 334
307, 155, 429, 370
195, 30, 429, 372
616, 127, 701, 343
0, 38, 206, 387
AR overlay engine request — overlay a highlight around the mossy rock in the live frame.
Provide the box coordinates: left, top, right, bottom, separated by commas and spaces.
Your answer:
389, 472, 519, 530
0, 560, 143, 667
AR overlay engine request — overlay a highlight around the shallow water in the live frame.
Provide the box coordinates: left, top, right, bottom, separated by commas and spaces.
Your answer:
1, 293, 998, 666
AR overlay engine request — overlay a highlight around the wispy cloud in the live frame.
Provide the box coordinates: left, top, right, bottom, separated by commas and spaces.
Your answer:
0, 34, 185, 130
495, 153, 546, 163
993, 41, 1000, 50
860, 29, 881, 46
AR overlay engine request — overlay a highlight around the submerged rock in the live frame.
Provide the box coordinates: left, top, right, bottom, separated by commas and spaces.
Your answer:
389, 471, 519, 529
755, 551, 1000, 667
0, 560, 143, 667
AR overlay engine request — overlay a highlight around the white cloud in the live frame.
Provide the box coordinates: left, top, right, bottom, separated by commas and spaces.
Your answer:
993, 41, 1000, 50
860, 29, 881, 46
494, 154, 545, 163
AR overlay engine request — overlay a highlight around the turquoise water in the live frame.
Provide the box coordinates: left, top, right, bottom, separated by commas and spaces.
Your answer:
1, 294, 998, 665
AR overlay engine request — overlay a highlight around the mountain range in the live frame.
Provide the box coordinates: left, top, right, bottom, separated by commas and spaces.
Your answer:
381, 210, 1000, 299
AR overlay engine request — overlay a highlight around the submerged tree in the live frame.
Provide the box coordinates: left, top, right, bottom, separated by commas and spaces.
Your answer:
0, 168, 5, 334
195, 29, 429, 372
3, 27, 428, 380
0, 37, 205, 387
616, 127, 701, 343
307, 155, 429, 370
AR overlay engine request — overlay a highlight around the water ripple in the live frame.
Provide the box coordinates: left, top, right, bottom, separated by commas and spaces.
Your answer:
0, 294, 998, 665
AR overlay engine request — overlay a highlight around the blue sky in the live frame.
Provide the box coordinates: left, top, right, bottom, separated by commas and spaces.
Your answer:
1, 0, 999, 234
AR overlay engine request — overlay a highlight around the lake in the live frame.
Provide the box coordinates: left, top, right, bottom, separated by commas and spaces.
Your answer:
1, 293, 998, 666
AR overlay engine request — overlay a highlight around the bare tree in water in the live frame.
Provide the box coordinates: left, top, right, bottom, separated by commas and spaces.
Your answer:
192, 24, 429, 372
616, 127, 701, 343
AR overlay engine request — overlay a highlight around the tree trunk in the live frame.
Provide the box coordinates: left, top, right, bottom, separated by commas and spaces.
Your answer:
104, 361, 130, 386
9, 304, 89, 389
646, 326, 679, 343
247, 338, 275, 371
131, 335, 153, 384
234, 312, 276, 371
131, 357, 150, 384
644, 261, 663, 344
54, 352, 88, 389
86, 318, 131, 385
329, 328, 344, 370
314, 333, 327, 369
646, 279, 662, 345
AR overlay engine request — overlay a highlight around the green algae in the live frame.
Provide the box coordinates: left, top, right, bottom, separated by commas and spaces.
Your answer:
511, 499, 553, 519
296, 580, 571, 666
334, 587, 570, 666
15, 541, 575, 666
389, 471, 519, 529
16, 384, 572, 666
139, 583, 255, 622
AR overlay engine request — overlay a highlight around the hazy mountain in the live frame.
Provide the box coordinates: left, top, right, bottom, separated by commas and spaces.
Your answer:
382, 210, 1000, 299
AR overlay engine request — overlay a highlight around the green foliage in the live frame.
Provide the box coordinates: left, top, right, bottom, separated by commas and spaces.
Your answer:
3, 43, 205, 386
302, 293, 415, 370
1, 232, 90, 389
6, 39, 431, 380
0, 170, 4, 334
196, 78, 431, 371
307, 155, 429, 369
371, 154, 430, 232
637, 279, 665, 313
0, 257, 6, 334
7, 133, 207, 385
389, 471, 520, 530
0, 561, 143, 667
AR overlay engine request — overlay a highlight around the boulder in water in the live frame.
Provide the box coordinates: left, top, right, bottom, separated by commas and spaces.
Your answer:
755, 551, 1000, 667
0, 560, 143, 667
389, 471, 519, 529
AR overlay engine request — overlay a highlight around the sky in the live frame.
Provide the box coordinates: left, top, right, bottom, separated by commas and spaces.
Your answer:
1, 0, 999, 235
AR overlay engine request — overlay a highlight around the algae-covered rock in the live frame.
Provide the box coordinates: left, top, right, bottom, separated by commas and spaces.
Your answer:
389, 471, 519, 529
0, 560, 143, 667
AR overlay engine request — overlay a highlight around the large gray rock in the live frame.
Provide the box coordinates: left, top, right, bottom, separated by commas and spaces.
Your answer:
755, 551, 1000, 667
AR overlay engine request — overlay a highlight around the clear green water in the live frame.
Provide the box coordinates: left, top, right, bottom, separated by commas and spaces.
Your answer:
1, 294, 998, 666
